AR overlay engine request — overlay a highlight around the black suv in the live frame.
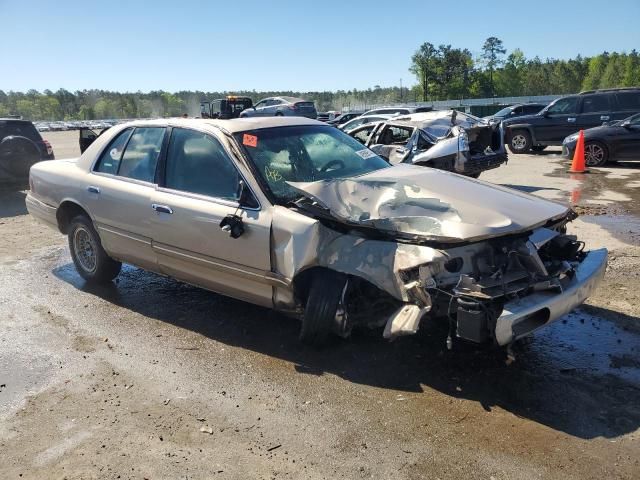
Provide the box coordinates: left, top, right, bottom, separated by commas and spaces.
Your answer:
0, 118, 55, 188
483, 103, 547, 124
503, 88, 640, 154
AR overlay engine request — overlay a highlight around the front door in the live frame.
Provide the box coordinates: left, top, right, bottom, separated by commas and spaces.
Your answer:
150, 127, 273, 307
535, 97, 580, 143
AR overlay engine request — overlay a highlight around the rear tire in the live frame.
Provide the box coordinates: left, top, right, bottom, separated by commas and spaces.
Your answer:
584, 141, 609, 167
275, 112, 284, 117
508, 130, 532, 154
300, 270, 348, 346
68, 215, 121, 283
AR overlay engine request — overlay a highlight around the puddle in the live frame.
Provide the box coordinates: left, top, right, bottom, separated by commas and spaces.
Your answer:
522, 309, 640, 384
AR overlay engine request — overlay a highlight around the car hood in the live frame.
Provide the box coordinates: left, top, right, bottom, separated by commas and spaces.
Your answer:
502, 113, 541, 126
288, 164, 570, 244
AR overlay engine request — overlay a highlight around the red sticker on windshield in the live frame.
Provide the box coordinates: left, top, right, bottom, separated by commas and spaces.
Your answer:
243, 134, 258, 147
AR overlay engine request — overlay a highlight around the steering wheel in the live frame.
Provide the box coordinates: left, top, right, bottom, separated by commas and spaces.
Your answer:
320, 159, 345, 173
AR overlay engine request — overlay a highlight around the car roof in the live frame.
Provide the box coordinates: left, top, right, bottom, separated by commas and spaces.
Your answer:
117, 116, 324, 134
279, 96, 306, 102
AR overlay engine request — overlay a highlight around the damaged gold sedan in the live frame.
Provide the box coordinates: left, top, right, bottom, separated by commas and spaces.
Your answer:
26, 117, 607, 349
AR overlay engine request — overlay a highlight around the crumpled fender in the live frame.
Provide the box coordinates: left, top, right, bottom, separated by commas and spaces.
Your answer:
270, 206, 442, 306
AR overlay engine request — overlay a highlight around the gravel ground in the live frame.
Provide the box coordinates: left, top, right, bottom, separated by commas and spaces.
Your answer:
1, 131, 639, 479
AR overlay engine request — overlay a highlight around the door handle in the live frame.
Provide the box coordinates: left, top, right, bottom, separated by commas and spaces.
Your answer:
152, 204, 173, 214
87, 186, 100, 194
567, 117, 576, 123
600, 115, 610, 121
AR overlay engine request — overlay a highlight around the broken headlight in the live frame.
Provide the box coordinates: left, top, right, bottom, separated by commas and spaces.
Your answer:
457, 130, 469, 152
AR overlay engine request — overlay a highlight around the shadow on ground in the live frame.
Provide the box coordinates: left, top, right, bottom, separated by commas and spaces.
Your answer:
53, 263, 640, 441
0, 190, 27, 218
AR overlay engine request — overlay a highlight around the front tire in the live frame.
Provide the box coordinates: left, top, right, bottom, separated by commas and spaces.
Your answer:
300, 270, 348, 346
508, 130, 532, 154
68, 215, 121, 283
584, 141, 609, 167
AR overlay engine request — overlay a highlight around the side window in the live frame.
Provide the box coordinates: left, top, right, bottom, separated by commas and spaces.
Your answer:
581, 95, 611, 113
525, 105, 541, 114
616, 92, 640, 111
164, 128, 240, 201
547, 97, 578, 115
94, 128, 133, 174
352, 125, 375, 144
513, 106, 523, 115
255, 100, 267, 108
118, 127, 165, 182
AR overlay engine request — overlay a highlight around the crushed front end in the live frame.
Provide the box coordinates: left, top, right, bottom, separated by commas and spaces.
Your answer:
392, 226, 607, 346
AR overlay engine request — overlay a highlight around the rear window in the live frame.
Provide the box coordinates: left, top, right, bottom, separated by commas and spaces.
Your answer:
616, 91, 640, 111
0, 121, 41, 142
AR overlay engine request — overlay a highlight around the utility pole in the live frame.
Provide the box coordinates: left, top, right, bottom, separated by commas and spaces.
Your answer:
399, 78, 403, 102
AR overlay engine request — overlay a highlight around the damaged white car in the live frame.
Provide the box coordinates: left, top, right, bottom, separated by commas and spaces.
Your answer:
347, 110, 508, 178
26, 117, 607, 349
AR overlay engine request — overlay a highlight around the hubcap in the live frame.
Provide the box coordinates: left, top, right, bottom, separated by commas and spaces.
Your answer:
512, 134, 527, 150
73, 227, 97, 273
585, 144, 604, 166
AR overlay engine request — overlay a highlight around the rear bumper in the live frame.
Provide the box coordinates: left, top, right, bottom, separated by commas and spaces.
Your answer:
494, 248, 608, 345
25, 193, 58, 230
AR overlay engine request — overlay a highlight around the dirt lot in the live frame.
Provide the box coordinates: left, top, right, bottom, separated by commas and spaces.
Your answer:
1, 131, 639, 479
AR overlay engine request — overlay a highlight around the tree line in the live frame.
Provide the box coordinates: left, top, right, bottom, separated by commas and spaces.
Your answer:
410, 38, 640, 101
1, 39, 638, 121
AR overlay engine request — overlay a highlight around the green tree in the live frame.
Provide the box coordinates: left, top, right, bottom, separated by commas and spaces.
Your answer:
409, 42, 438, 101
481, 37, 506, 96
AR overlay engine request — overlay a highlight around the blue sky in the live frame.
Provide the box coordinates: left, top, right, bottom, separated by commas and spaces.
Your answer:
1, 0, 639, 93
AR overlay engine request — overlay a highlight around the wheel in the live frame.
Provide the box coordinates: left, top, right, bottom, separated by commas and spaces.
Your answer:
507, 130, 532, 154
584, 141, 608, 167
300, 269, 348, 345
531, 145, 547, 152
466, 172, 481, 179
68, 215, 121, 283
275, 111, 284, 116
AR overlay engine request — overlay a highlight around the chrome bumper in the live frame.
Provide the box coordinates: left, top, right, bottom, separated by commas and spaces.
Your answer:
25, 193, 58, 230
494, 248, 608, 346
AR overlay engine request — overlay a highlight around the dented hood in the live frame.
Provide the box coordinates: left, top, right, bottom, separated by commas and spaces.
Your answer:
289, 164, 570, 244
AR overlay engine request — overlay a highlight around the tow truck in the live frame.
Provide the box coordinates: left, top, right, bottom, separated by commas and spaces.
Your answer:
200, 96, 253, 119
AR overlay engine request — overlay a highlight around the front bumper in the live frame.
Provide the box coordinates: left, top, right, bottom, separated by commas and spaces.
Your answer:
562, 141, 577, 158
494, 248, 608, 345
461, 152, 508, 174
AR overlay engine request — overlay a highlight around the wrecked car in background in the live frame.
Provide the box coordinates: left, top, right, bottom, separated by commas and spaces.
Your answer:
27, 117, 606, 350
347, 110, 508, 178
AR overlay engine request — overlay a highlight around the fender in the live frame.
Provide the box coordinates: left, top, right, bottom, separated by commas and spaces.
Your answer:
504, 123, 538, 145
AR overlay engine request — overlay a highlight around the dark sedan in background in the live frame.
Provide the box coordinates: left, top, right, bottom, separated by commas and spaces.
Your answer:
483, 103, 547, 124
562, 113, 640, 166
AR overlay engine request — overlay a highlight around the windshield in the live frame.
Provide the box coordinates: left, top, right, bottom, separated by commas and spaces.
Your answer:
235, 125, 389, 203
493, 106, 513, 117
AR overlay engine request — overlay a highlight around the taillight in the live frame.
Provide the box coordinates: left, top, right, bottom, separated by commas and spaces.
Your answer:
41, 139, 53, 156
289, 104, 299, 110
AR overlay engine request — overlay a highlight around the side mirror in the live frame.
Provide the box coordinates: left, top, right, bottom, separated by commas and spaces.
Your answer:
220, 214, 244, 239
542, 111, 550, 118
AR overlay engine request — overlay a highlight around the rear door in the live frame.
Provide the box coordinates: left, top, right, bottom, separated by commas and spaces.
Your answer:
150, 127, 273, 306
86, 126, 167, 270
535, 97, 580, 142
614, 91, 640, 119
576, 93, 614, 131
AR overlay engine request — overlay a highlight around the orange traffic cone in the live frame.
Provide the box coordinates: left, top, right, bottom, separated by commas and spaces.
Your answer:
568, 130, 589, 173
